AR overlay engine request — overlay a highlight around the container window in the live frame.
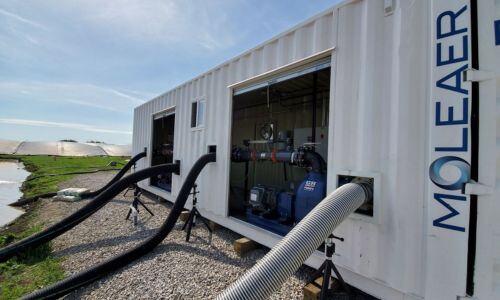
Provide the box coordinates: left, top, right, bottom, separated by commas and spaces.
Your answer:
191, 99, 205, 128
197, 100, 205, 127
191, 102, 197, 127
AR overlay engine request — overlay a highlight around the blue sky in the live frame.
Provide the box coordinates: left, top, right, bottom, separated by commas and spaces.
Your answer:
0, 0, 339, 144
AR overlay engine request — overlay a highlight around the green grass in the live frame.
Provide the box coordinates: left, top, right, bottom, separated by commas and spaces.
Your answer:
0, 155, 129, 299
0, 203, 65, 300
0, 155, 128, 198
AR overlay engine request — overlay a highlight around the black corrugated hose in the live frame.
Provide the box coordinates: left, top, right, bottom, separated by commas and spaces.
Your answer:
24, 168, 122, 182
0, 160, 179, 263
23, 152, 216, 300
10, 192, 58, 207
80, 150, 147, 198
10, 151, 147, 207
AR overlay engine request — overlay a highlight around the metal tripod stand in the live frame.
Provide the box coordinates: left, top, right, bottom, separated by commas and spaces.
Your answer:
125, 184, 154, 226
182, 184, 212, 242
310, 234, 352, 299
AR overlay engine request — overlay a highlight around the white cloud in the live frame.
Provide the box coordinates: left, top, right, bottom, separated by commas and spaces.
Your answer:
65, 99, 125, 112
0, 7, 47, 30
54, 0, 237, 50
0, 81, 150, 113
0, 118, 131, 135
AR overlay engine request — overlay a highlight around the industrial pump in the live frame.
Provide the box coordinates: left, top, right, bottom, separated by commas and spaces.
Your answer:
231, 145, 326, 235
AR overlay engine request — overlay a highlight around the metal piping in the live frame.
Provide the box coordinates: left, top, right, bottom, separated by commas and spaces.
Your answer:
231, 147, 325, 173
217, 182, 372, 300
311, 72, 317, 146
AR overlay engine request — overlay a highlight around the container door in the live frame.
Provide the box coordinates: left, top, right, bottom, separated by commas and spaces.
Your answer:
468, 0, 500, 299
150, 110, 175, 192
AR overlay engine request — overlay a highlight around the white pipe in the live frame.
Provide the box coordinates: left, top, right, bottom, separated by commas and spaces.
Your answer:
217, 182, 370, 300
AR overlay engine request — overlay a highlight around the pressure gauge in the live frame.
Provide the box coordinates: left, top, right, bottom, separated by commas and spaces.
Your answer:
260, 123, 274, 140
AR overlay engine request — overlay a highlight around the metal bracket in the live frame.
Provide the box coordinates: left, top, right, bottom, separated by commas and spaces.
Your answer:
463, 68, 496, 82
384, 0, 395, 16
464, 180, 494, 196
174, 159, 181, 175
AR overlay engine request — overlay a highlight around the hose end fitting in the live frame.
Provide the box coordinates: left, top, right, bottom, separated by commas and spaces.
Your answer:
351, 177, 373, 204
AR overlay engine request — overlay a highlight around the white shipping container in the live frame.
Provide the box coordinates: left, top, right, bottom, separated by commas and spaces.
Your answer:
132, 0, 500, 299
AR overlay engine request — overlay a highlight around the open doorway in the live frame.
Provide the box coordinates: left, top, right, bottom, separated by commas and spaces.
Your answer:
229, 60, 331, 235
150, 111, 175, 192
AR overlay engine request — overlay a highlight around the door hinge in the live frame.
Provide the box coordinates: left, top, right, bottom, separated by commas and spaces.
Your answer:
463, 68, 496, 82
464, 180, 494, 196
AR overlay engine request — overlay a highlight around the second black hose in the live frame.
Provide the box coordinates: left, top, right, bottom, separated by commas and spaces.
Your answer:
0, 161, 179, 263
23, 152, 216, 300
10, 151, 147, 207
80, 151, 147, 198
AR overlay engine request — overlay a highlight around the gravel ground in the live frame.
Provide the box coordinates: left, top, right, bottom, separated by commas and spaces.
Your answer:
37, 171, 315, 299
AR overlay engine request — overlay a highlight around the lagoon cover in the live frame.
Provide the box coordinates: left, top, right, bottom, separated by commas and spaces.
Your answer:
0, 140, 131, 156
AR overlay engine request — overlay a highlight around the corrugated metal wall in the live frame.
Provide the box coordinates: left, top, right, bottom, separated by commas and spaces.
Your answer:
488, 1, 500, 299
132, 0, 500, 298
330, 0, 427, 297
132, 6, 336, 214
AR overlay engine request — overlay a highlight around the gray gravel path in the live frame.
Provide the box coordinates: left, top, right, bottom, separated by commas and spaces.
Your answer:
38, 171, 315, 299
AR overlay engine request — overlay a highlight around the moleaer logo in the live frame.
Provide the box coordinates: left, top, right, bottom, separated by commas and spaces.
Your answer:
429, 156, 470, 191
426, 1, 473, 297
429, 3, 471, 233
